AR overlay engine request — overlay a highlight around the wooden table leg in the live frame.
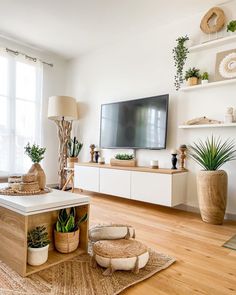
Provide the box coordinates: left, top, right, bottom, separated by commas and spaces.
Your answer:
62, 172, 73, 191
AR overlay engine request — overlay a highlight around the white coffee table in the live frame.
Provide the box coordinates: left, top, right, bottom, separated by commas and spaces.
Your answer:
0, 187, 90, 277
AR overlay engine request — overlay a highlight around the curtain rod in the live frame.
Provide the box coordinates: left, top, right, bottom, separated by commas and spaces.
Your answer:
5, 47, 53, 67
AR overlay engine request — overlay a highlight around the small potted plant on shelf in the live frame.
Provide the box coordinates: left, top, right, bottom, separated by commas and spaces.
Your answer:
184, 67, 201, 86
172, 35, 189, 91
27, 226, 50, 266
54, 207, 87, 253
201, 72, 209, 84
227, 20, 236, 34
189, 136, 236, 225
25, 143, 46, 189
67, 137, 83, 168
110, 153, 136, 167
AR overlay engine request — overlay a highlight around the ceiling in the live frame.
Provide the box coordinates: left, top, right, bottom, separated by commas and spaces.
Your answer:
0, 0, 229, 59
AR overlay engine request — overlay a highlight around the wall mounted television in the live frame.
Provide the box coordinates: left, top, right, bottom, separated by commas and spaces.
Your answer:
99, 94, 169, 150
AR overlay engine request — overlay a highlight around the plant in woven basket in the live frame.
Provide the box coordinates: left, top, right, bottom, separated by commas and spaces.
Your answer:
189, 136, 236, 225
55, 207, 88, 233
115, 154, 134, 160
189, 136, 236, 170
28, 226, 50, 248
184, 67, 201, 80
24, 143, 46, 163
227, 20, 236, 32
172, 35, 189, 91
67, 137, 83, 157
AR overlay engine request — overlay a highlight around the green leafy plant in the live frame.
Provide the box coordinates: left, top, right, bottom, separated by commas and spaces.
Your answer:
227, 20, 236, 32
28, 226, 50, 248
172, 35, 189, 91
115, 154, 134, 160
55, 207, 87, 233
189, 136, 236, 171
201, 72, 209, 80
184, 67, 201, 80
24, 143, 46, 163
67, 137, 83, 157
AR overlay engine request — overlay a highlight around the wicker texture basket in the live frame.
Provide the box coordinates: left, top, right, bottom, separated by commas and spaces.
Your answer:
54, 229, 80, 253
19, 182, 39, 192
22, 173, 37, 183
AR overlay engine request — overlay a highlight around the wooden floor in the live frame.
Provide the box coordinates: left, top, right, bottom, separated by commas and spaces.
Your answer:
81, 191, 236, 295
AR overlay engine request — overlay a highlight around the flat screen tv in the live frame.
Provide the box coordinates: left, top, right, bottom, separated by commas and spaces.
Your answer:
100, 94, 169, 149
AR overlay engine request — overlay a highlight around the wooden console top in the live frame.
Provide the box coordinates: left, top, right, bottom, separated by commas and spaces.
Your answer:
75, 162, 187, 174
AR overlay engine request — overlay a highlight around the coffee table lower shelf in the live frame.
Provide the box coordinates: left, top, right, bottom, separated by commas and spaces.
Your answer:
26, 248, 86, 276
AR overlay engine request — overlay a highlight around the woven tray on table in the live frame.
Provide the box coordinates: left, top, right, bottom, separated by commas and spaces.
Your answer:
0, 186, 52, 196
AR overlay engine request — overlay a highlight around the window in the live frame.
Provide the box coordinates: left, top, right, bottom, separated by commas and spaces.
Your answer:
0, 54, 42, 174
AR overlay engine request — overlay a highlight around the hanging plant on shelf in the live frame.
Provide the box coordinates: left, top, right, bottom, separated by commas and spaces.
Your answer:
172, 35, 189, 91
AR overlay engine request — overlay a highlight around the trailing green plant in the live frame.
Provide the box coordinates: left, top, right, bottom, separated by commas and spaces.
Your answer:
201, 72, 209, 80
172, 35, 189, 91
184, 67, 201, 80
189, 136, 236, 171
55, 207, 87, 233
28, 226, 50, 248
115, 154, 134, 160
24, 143, 46, 163
67, 137, 83, 157
227, 20, 236, 32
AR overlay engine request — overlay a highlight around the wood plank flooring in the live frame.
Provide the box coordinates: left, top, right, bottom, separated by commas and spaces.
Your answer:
77, 190, 236, 295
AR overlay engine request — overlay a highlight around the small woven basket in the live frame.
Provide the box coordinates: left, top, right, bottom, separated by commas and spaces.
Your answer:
54, 229, 80, 253
19, 181, 39, 192
22, 173, 37, 183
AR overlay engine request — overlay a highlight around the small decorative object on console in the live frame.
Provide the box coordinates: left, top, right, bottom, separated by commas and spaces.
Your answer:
89, 144, 96, 163
111, 154, 136, 167
98, 156, 105, 164
94, 147, 100, 163
171, 149, 178, 170
225, 107, 234, 123
150, 160, 159, 169
179, 145, 187, 170
27, 226, 50, 266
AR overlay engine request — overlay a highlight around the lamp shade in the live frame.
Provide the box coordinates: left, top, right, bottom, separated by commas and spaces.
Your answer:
48, 96, 78, 121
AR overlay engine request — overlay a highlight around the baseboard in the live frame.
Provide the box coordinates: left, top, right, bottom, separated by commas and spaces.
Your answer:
175, 204, 236, 221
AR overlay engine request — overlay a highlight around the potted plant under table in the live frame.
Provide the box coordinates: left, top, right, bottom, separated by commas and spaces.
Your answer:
27, 226, 50, 266
189, 136, 236, 225
54, 207, 87, 253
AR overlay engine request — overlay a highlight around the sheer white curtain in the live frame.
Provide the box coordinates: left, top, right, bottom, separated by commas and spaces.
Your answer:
0, 52, 43, 175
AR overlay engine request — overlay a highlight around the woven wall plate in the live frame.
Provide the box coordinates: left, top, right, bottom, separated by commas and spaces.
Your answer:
0, 187, 52, 196
200, 7, 225, 34
215, 49, 236, 81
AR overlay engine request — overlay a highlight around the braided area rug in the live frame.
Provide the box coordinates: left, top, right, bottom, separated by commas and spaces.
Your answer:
0, 249, 175, 295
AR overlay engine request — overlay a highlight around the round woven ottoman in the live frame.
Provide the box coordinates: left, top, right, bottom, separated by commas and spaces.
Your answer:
92, 239, 149, 276
89, 224, 135, 241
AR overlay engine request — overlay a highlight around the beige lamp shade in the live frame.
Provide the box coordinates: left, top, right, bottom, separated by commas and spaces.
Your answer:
48, 96, 78, 121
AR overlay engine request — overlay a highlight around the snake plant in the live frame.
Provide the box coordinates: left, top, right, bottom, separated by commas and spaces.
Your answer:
67, 137, 83, 157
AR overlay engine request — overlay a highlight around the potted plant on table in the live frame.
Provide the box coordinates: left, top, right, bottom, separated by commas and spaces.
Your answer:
185, 67, 201, 86
27, 226, 50, 266
67, 137, 83, 168
54, 207, 87, 253
189, 136, 236, 225
201, 72, 209, 84
110, 153, 136, 167
25, 143, 46, 189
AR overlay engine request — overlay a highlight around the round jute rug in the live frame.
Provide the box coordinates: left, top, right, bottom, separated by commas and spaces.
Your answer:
0, 249, 175, 295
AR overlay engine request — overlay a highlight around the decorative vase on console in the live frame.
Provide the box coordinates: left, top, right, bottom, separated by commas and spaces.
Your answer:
24, 143, 46, 190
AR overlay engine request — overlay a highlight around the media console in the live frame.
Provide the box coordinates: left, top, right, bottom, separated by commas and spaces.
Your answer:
74, 163, 187, 207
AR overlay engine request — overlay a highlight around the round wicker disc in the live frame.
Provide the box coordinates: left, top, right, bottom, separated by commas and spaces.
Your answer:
0, 187, 52, 196
200, 7, 225, 34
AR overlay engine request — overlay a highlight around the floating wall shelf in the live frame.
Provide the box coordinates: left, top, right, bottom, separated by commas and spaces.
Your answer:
179, 123, 236, 129
180, 78, 236, 91
188, 34, 236, 53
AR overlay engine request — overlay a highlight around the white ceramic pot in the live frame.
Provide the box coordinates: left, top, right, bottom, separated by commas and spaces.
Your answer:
201, 79, 209, 84
27, 244, 49, 266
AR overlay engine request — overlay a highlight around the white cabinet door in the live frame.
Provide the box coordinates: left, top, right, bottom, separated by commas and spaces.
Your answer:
131, 171, 172, 206
100, 168, 131, 199
74, 165, 100, 192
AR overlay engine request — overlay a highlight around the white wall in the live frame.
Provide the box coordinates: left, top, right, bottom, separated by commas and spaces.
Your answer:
66, 2, 236, 214
0, 37, 67, 184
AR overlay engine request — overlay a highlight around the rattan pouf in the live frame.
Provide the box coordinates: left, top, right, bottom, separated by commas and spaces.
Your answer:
92, 239, 149, 276
89, 224, 135, 241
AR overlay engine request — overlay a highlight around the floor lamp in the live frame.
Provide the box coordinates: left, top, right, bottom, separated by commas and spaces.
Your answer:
48, 96, 78, 189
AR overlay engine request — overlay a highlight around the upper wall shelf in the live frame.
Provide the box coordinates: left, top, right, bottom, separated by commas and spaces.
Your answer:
180, 78, 236, 91
179, 123, 236, 129
188, 34, 236, 53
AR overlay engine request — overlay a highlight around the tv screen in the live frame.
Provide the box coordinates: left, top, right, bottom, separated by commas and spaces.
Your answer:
100, 94, 169, 149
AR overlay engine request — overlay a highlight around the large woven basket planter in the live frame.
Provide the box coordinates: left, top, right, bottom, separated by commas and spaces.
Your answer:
92, 239, 149, 276
197, 170, 227, 225
89, 224, 135, 241
54, 229, 80, 253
